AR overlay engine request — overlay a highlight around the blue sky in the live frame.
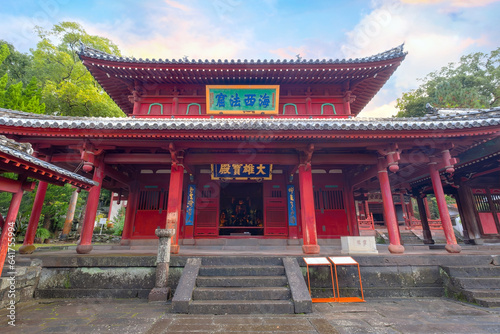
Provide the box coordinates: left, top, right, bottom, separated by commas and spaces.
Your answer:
1, 0, 499, 117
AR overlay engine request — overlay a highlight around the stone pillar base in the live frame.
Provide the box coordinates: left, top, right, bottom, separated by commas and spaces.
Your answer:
76, 244, 93, 254
19, 244, 36, 254
445, 244, 461, 253
302, 244, 320, 254
170, 245, 180, 254
120, 239, 131, 246
148, 287, 171, 302
388, 244, 405, 254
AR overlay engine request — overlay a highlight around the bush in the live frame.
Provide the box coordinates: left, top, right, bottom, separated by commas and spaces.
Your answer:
35, 227, 51, 242
112, 207, 126, 236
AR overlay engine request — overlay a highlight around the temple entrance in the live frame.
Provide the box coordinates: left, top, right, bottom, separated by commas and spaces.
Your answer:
219, 183, 264, 236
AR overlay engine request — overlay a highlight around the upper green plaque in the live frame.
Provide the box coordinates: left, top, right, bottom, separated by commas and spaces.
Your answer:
206, 85, 279, 115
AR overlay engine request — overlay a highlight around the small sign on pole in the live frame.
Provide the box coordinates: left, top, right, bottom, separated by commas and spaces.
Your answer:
99, 218, 107, 235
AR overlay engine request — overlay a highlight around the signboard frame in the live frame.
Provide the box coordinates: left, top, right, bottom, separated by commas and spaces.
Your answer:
206, 85, 280, 115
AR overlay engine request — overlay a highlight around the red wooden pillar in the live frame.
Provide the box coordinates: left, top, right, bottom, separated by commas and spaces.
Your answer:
377, 166, 404, 254
415, 194, 435, 244
298, 165, 320, 254
19, 181, 48, 254
166, 165, 184, 254
120, 188, 137, 246
400, 193, 411, 230
429, 163, 461, 253
364, 200, 370, 218
423, 197, 432, 220
0, 189, 24, 275
76, 162, 104, 254
60, 188, 80, 240
345, 185, 359, 236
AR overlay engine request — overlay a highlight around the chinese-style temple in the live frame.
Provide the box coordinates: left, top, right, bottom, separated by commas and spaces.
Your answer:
1, 44, 499, 256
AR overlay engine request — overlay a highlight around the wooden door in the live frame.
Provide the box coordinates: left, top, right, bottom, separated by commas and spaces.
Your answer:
313, 174, 348, 238
194, 176, 219, 237
264, 175, 288, 236
133, 187, 168, 237
473, 188, 500, 235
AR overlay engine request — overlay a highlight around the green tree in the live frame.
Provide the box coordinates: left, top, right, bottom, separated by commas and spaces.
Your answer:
30, 22, 125, 117
0, 40, 32, 85
0, 42, 45, 114
396, 48, 500, 117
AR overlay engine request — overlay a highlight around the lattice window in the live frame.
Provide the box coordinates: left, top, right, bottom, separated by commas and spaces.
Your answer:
201, 188, 214, 198
138, 190, 168, 211
474, 194, 491, 212
491, 194, 500, 212
322, 190, 344, 210
313, 190, 321, 210
271, 190, 282, 198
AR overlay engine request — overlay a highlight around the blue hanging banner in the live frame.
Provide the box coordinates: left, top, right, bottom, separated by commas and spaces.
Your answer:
211, 164, 272, 180
185, 184, 196, 226
287, 185, 297, 226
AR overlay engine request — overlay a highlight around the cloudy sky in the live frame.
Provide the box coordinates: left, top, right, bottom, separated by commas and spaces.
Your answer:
1, 0, 499, 117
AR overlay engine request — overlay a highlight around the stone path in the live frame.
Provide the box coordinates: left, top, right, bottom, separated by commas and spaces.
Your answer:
1, 298, 500, 333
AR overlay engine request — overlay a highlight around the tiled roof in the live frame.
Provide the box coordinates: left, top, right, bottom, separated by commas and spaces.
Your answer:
0, 134, 97, 187
0, 108, 499, 132
79, 43, 407, 65
78, 44, 407, 116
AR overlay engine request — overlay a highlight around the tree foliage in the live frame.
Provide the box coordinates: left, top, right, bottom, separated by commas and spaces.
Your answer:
0, 40, 32, 85
30, 22, 125, 117
0, 42, 45, 114
396, 48, 500, 117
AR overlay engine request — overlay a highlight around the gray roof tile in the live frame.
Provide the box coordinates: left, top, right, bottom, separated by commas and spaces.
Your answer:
0, 135, 97, 187
0, 107, 499, 133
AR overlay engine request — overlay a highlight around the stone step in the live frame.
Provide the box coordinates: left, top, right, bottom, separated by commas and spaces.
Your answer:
474, 297, 500, 308
453, 277, 500, 290
193, 287, 291, 300
464, 289, 500, 299
442, 265, 500, 277
201, 257, 284, 266
35, 288, 151, 299
188, 300, 294, 314
199, 265, 285, 277
196, 275, 288, 287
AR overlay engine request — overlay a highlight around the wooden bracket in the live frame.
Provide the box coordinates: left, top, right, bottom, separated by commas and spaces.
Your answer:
299, 143, 315, 171
377, 143, 400, 172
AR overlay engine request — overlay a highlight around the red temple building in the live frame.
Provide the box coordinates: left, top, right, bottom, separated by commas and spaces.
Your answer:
0, 44, 499, 256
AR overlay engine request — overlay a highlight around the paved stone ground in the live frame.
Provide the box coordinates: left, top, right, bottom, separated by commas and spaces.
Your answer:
1, 298, 499, 333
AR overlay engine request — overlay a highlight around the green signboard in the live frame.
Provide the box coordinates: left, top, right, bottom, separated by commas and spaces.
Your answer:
206, 85, 279, 115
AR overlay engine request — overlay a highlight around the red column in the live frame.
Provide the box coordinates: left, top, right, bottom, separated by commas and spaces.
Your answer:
424, 197, 432, 219
416, 194, 435, 244
120, 188, 137, 246
429, 163, 461, 253
400, 193, 411, 230
377, 166, 404, 254
19, 181, 48, 254
345, 185, 359, 236
0, 189, 24, 275
166, 165, 184, 254
60, 188, 80, 241
298, 165, 320, 254
76, 162, 104, 254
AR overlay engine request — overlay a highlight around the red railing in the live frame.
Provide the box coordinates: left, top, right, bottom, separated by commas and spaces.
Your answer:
357, 213, 374, 230
410, 217, 443, 229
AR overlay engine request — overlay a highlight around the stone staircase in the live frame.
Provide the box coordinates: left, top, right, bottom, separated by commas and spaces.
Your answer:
399, 230, 423, 245
172, 257, 312, 314
441, 264, 500, 307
